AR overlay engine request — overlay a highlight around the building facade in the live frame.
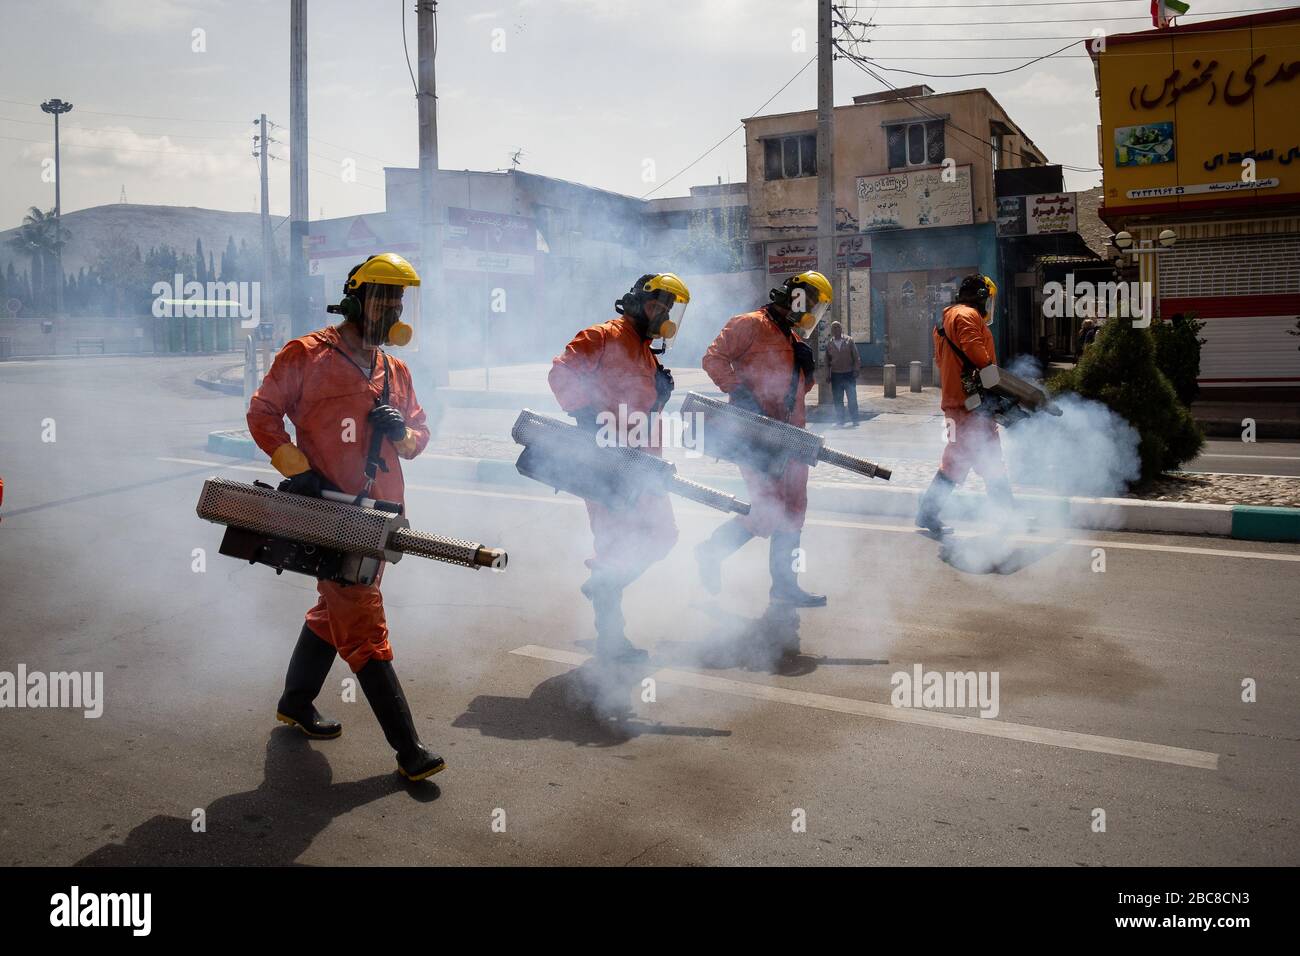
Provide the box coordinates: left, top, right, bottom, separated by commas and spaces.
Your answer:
743, 85, 1048, 372
1092, 8, 1300, 398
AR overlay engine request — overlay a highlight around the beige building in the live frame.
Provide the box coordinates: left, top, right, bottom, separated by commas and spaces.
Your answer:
743, 85, 1049, 365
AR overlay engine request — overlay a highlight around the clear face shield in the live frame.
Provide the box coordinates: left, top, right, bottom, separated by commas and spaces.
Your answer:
358, 283, 418, 350
643, 292, 688, 352
790, 293, 831, 340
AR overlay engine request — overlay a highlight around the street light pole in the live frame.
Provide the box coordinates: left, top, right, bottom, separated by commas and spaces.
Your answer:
40, 98, 73, 318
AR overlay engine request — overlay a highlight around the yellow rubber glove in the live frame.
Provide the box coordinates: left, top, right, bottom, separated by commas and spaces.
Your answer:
271, 442, 311, 478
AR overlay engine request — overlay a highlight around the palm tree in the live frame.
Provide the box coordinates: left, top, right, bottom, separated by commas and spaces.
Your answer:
6, 207, 68, 315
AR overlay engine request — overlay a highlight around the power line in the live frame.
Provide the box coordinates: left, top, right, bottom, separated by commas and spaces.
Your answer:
640, 55, 818, 199
859, 40, 1080, 78
834, 44, 1101, 172
400, 0, 418, 95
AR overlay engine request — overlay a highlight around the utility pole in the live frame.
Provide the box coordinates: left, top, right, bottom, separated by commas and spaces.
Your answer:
815, 0, 835, 407
289, 0, 309, 338
255, 113, 275, 375
418, 0, 448, 386
41, 98, 73, 318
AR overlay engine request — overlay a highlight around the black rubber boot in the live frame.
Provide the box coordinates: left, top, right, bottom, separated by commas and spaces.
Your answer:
768, 531, 827, 607
275, 624, 342, 739
356, 659, 445, 781
915, 471, 957, 536
694, 518, 754, 595
584, 571, 648, 665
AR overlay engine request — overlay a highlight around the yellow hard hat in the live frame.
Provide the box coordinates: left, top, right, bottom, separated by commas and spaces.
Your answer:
639, 272, 691, 304
773, 270, 833, 337
345, 252, 421, 291
790, 270, 833, 304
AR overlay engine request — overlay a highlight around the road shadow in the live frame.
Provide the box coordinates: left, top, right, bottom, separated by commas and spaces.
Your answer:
659, 601, 819, 676
453, 664, 731, 747
77, 729, 435, 866
937, 534, 1064, 575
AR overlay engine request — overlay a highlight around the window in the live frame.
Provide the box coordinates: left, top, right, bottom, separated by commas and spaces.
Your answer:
886, 121, 945, 168
990, 131, 1002, 171
764, 134, 817, 180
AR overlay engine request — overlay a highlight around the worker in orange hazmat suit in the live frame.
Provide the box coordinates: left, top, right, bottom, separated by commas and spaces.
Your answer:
696, 270, 832, 608
247, 252, 443, 781
548, 272, 691, 665
915, 273, 1016, 538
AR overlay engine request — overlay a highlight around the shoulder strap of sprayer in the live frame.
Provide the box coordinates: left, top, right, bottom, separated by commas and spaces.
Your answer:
359, 352, 392, 501
935, 314, 979, 375
783, 335, 802, 422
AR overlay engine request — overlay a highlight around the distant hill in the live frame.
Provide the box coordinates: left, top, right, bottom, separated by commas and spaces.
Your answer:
0, 203, 286, 279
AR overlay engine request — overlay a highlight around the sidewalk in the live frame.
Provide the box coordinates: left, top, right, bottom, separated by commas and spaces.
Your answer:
197, 360, 1300, 541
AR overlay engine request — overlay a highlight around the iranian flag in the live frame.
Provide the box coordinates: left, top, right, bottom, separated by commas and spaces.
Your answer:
1152, 0, 1190, 28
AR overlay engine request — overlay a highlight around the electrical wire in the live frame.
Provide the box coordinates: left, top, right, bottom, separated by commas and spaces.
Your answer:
834, 44, 1102, 173
401, 0, 418, 95
641, 55, 818, 199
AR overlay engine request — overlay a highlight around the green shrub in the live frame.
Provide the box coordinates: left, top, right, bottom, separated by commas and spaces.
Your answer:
1048, 317, 1204, 484
1151, 311, 1206, 407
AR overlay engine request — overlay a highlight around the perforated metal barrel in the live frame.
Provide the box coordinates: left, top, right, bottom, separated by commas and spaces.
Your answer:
196, 477, 406, 561
512, 409, 676, 488
681, 392, 823, 467
669, 475, 750, 515
389, 528, 506, 570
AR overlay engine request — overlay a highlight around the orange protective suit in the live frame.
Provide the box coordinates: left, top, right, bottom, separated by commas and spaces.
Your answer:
247, 325, 430, 671
548, 316, 678, 578
702, 308, 814, 537
934, 303, 1006, 485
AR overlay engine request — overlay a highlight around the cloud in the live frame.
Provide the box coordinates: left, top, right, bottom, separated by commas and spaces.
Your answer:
23, 126, 247, 181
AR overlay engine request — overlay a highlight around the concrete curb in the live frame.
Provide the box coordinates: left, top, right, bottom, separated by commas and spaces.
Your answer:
196, 370, 241, 396
202, 429, 1298, 542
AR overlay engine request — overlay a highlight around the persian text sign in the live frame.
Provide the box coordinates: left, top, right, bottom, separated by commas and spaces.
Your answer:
766, 237, 871, 277
1125, 178, 1280, 199
856, 166, 972, 232
997, 193, 1078, 237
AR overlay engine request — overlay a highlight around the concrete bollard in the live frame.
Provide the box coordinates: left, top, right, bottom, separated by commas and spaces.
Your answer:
883, 363, 897, 398
909, 360, 922, 392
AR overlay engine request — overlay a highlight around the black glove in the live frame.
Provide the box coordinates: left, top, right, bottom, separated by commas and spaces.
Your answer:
368, 403, 407, 441
278, 469, 325, 498
730, 385, 764, 415
571, 407, 601, 434
792, 339, 816, 379
654, 365, 674, 411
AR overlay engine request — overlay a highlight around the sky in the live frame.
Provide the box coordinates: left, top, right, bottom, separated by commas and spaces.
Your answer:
0, 0, 1277, 229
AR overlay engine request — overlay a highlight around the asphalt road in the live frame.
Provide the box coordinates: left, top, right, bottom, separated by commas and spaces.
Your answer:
1, 355, 1297, 866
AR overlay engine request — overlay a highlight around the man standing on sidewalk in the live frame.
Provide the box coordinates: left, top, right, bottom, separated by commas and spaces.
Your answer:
825, 320, 861, 427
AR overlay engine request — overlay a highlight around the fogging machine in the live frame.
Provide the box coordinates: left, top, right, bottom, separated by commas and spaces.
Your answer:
679, 392, 892, 481
962, 365, 1062, 427
511, 409, 750, 515
196, 477, 508, 585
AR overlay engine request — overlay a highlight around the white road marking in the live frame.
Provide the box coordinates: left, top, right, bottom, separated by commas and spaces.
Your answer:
157, 457, 1300, 562
1198, 454, 1300, 462
510, 644, 1219, 770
